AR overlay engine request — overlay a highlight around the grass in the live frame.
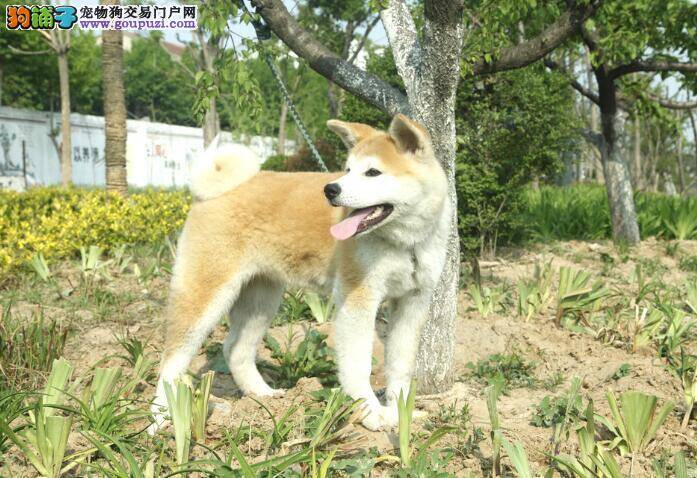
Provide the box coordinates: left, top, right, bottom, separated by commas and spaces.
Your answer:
521, 184, 697, 242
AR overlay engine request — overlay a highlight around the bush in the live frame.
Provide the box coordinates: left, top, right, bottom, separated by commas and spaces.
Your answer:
0, 187, 190, 276
261, 154, 288, 171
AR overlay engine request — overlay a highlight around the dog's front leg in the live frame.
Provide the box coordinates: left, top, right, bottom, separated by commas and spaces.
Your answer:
382, 289, 433, 427
332, 291, 384, 430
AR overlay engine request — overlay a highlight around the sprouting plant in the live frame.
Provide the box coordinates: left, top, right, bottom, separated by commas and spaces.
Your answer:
82, 429, 157, 478
30, 253, 53, 284
66, 366, 145, 436
553, 399, 624, 478
600, 391, 674, 475
686, 281, 697, 314
467, 352, 537, 391
655, 306, 694, 358
303, 291, 335, 324
275, 290, 311, 324
468, 284, 505, 318
395, 380, 454, 476
501, 437, 534, 478
668, 348, 696, 430
0, 359, 75, 478
115, 332, 157, 383
486, 383, 503, 478
0, 390, 27, 457
163, 379, 193, 465
192, 371, 214, 444
631, 306, 662, 352
556, 267, 609, 326
262, 326, 337, 388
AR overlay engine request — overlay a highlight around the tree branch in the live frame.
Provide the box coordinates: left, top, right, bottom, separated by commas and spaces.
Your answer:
8, 45, 51, 56
647, 93, 697, 110
380, 0, 422, 101
347, 15, 380, 65
472, 0, 603, 76
251, 0, 409, 116
544, 59, 600, 106
610, 60, 697, 79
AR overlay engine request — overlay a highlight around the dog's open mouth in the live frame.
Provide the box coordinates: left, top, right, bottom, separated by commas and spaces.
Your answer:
330, 204, 394, 240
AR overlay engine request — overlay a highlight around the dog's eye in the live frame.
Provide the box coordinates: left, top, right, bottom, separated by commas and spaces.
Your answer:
365, 168, 382, 177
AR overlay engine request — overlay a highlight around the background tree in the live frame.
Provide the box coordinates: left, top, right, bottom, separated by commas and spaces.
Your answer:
546, 0, 697, 244
249, 0, 602, 392
101, 0, 127, 195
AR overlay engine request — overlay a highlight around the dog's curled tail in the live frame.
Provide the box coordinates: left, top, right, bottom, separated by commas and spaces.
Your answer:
190, 139, 261, 201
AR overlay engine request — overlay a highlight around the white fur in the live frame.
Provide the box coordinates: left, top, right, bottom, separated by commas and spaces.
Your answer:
190, 143, 260, 201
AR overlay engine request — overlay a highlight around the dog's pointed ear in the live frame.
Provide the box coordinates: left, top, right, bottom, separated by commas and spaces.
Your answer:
327, 120, 377, 149
389, 114, 431, 155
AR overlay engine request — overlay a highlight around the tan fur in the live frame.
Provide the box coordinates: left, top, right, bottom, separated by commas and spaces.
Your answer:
164, 171, 345, 352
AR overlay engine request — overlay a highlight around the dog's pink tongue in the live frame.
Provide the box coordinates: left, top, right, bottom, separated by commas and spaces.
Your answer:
330, 208, 373, 240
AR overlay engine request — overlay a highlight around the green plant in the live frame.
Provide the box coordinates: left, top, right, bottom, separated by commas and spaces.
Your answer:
262, 326, 337, 388
631, 307, 663, 352
395, 381, 454, 476
303, 292, 335, 324
0, 359, 75, 478
679, 255, 697, 273
556, 267, 609, 326
686, 281, 697, 314
531, 393, 582, 428
668, 348, 696, 430
467, 352, 537, 391
192, 371, 214, 443
30, 253, 53, 284
487, 384, 503, 477
501, 437, 534, 478
163, 379, 193, 465
610, 364, 631, 381
82, 430, 157, 478
602, 391, 674, 475
656, 306, 694, 358
468, 284, 506, 318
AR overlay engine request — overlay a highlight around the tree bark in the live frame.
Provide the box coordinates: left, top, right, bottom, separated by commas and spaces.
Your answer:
596, 72, 640, 244
675, 112, 686, 193
203, 97, 219, 148
633, 116, 642, 189
101, 5, 128, 195
196, 29, 220, 148
57, 52, 72, 185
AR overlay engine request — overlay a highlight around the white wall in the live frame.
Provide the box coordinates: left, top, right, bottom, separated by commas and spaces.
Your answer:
0, 106, 286, 188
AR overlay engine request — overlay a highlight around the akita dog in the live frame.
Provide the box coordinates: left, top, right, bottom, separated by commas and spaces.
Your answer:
150, 114, 450, 432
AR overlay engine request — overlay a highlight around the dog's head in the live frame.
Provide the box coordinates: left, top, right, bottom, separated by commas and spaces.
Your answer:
325, 114, 447, 241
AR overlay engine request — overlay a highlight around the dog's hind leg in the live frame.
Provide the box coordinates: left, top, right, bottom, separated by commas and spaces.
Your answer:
148, 269, 246, 435
223, 277, 284, 396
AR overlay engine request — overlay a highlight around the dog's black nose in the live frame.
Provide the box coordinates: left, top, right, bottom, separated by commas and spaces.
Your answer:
324, 183, 341, 200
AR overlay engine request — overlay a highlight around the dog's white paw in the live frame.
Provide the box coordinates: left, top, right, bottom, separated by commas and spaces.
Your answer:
360, 404, 400, 431
249, 386, 286, 398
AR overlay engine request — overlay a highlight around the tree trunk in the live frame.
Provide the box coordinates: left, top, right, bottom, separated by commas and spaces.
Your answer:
689, 109, 697, 183
633, 116, 642, 189
675, 112, 686, 193
584, 49, 603, 184
596, 73, 640, 245
57, 51, 72, 185
196, 29, 220, 148
0, 65, 3, 106
277, 99, 288, 155
202, 98, 219, 148
101, 7, 128, 195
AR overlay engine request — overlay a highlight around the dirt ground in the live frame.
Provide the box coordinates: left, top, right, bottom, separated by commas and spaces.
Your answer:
5, 239, 697, 476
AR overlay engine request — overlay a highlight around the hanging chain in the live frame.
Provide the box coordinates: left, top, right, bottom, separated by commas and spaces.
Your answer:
242, 2, 328, 172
